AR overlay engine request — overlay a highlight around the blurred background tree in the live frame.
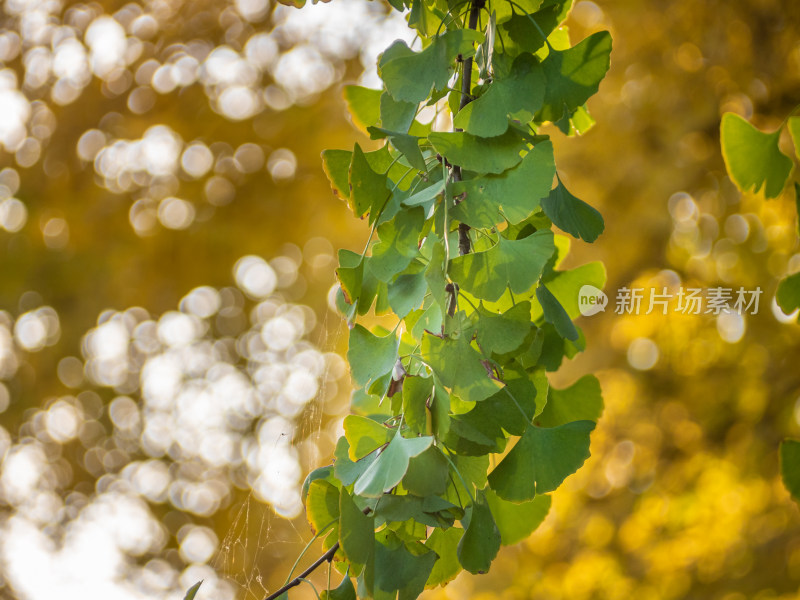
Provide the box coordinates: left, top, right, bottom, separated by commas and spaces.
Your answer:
0, 1, 799, 600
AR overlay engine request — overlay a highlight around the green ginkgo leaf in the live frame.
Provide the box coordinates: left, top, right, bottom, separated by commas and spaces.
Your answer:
500, 4, 561, 51
532, 261, 606, 321
322, 576, 356, 600
541, 179, 604, 242
540, 31, 612, 122
354, 433, 433, 497
536, 374, 603, 427
425, 527, 464, 587
343, 85, 381, 133
403, 446, 449, 496
334, 437, 376, 486
457, 489, 501, 574
370, 208, 425, 281
780, 439, 800, 503
347, 325, 399, 388
402, 375, 433, 435
453, 53, 545, 137
388, 270, 428, 318
484, 489, 551, 546
450, 141, 556, 228
380, 92, 417, 133
721, 113, 793, 198
481, 370, 542, 436
472, 301, 533, 355
449, 231, 555, 301
487, 420, 594, 501
535, 283, 578, 341
305, 479, 341, 535
322, 149, 353, 200
776, 272, 800, 315
349, 143, 389, 219
339, 488, 374, 575
370, 532, 438, 600
380, 30, 484, 103
421, 333, 502, 403
368, 127, 427, 171
343, 415, 392, 460
183, 581, 203, 600
428, 129, 527, 175
301, 465, 338, 504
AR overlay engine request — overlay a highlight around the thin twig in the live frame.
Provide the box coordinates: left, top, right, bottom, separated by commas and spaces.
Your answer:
263, 542, 340, 600
452, 0, 485, 256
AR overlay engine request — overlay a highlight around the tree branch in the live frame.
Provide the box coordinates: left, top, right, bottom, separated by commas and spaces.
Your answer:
452, 0, 484, 256
263, 542, 340, 600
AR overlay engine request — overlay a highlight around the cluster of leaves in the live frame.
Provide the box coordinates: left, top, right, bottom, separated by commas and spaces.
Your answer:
720, 112, 800, 503
720, 113, 800, 314
287, 1, 611, 598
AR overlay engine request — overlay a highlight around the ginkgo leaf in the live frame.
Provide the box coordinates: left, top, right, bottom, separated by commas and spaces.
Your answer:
721, 113, 793, 198
402, 179, 445, 212
322, 149, 353, 200
484, 489, 551, 546
481, 370, 542, 436
536, 283, 578, 341
541, 179, 604, 242
344, 85, 381, 133
339, 488, 374, 575
380, 92, 417, 133
301, 465, 338, 504
449, 231, 555, 301
403, 447, 449, 496
402, 375, 433, 435
450, 141, 556, 228
540, 31, 612, 122
532, 261, 606, 321
372, 495, 457, 528
536, 374, 603, 427
334, 437, 376, 486
500, 4, 561, 51
780, 439, 800, 503
368, 127, 427, 171
776, 272, 800, 315
446, 403, 507, 455
381, 30, 484, 103
183, 581, 203, 600
421, 333, 502, 403
349, 143, 389, 218
453, 53, 545, 137
425, 527, 464, 588
457, 489, 500, 574
354, 433, 433, 497
388, 270, 428, 318
370, 208, 425, 281
428, 129, 527, 174
472, 302, 532, 355
343, 415, 392, 460
321, 576, 356, 600
335, 249, 363, 306
305, 479, 340, 535
347, 325, 399, 388
487, 421, 594, 501
370, 532, 438, 600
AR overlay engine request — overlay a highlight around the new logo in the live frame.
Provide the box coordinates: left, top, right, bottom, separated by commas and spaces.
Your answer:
578, 285, 608, 316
